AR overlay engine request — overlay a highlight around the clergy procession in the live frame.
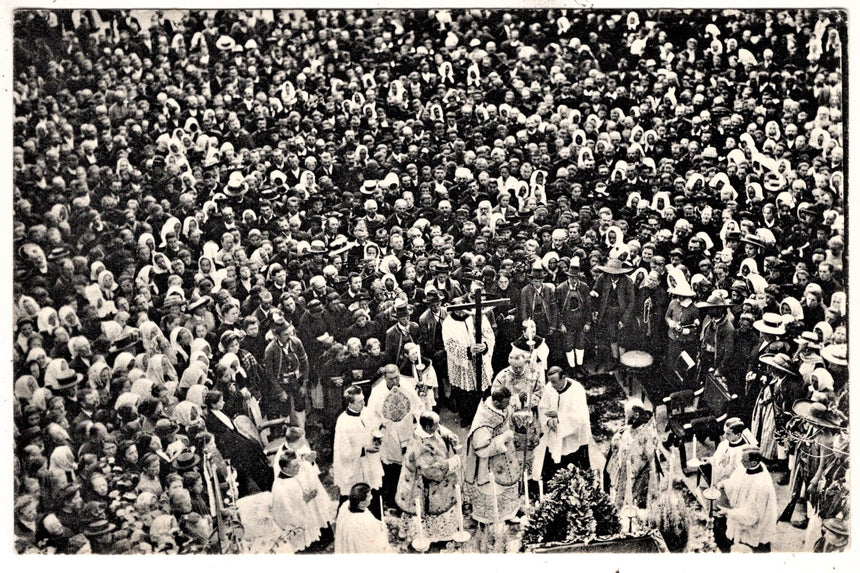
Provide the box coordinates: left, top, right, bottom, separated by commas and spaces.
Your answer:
12, 8, 849, 555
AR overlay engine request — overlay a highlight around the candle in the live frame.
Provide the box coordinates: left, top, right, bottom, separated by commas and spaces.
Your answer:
538, 479, 544, 501
625, 457, 634, 507
692, 434, 698, 460
523, 470, 529, 503
489, 471, 501, 531
455, 483, 465, 531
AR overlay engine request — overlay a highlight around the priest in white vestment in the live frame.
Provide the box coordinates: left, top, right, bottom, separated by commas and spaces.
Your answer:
442, 300, 495, 426
334, 483, 395, 554
535, 366, 592, 482
333, 386, 384, 517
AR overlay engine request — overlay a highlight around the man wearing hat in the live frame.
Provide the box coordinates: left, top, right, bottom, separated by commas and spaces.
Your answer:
425, 261, 463, 302
750, 353, 803, 478
555, 256, 592, 374
695, 291, 735, 383
418, 289, 450, 406
262, 317, 310, 430
717, 446, 778, 553
813, 517, 849, 552
383, 301, 419, 367
519, 262, 558, 340
593, 258, 636, 374
779, 399, 847, 536
664, 270, 700, 384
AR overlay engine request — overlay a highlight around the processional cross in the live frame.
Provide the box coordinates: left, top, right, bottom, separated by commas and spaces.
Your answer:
445, 288, 510, 384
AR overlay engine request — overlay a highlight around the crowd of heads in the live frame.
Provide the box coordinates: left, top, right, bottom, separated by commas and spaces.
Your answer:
12, 8, 847, 554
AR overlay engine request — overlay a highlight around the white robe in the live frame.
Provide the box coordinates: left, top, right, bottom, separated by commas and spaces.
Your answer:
334, 502, 394, 553
722, 465, 778, 548
534, 379, 592, 478
442, 314, 494, 392
710, 438, 751, 486
367, 380, 424, 465
271, 474, 329, 551
333, 410, 384, 492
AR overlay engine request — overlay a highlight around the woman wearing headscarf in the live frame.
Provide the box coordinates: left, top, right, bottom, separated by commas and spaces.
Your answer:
146, 354, 179, 397
37, 306, 60, 345
49, 445, 78, 486
67, 336, 93, 376
169, 326, 193, 374
48, 326, 72, 361
25, 347, 49, 385
15, 375, 40, 407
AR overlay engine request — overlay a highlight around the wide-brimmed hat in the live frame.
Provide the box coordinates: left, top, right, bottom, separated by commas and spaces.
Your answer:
740, 233, 766, 250
695, 291, 733, 310
759, 353, 796, 376
171, 450, 201, 472
597, 258, 635, 275
215, 35, 237, 51
84, 519, 117, 538
154, 418, 179, 438
186, 296, 212, 312
307, 240, 328, 254
529, 265, 546, 278
792, 400, 846, 430
108, 331, 139, 354
423, 290, 443, 304
822, 517, 849, 537
224, 171, 247, 197
47, 246, 71, 261
51, 366, 85, 390
360, 180, 378, 195
821, 343, 847, 366
393, 303, 411, 319
795, 331, 822, 348
753, 312, 786, 335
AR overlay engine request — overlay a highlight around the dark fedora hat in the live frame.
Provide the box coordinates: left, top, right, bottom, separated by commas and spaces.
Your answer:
171, 450, 202, 472
433, 261, 451, 273
740, 233, 766, 250
393, 303, 411, 319
423, 290, 443, 304
154, 418, 179, 437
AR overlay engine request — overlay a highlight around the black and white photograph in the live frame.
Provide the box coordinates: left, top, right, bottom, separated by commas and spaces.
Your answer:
7, 6, 851, 558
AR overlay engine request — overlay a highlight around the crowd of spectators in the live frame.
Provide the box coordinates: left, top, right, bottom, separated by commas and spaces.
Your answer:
12, 8, 847, 554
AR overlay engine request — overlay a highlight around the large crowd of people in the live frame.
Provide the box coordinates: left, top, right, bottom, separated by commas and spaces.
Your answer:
12, 8, 848, 554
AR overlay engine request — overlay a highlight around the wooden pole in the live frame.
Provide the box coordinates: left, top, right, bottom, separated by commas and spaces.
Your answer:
473, 288, 483, 388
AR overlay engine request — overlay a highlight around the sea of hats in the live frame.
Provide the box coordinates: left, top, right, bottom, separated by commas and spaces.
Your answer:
12, 8, 847, 553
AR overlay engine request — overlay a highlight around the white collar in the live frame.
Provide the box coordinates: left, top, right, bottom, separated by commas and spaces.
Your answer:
212, 409, 234, 430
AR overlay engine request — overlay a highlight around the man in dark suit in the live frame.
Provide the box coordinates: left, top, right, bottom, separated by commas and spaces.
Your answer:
519, 265, 558, 339
384, 302, 419, 367
418, 290, 449, 405
555, 257, 593, 374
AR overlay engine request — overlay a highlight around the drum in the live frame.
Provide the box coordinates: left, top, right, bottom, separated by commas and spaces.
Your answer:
620, 350, 654, 402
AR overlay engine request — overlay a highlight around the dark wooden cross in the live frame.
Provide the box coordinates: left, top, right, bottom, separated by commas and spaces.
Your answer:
446, 288, 510, 385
